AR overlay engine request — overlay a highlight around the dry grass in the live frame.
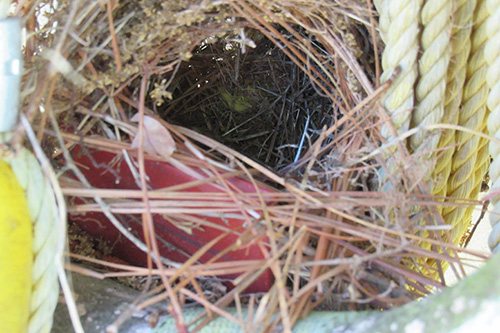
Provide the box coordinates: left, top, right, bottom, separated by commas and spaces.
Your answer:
10, 0, 490, 331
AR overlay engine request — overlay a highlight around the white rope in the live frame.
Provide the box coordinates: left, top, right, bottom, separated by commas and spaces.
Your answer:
19, 114, 84, 333
378, 0, 423, 141
8, 150, 60, 333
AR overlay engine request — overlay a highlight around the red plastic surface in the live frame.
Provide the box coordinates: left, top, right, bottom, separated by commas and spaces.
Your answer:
69, 147, 274, 293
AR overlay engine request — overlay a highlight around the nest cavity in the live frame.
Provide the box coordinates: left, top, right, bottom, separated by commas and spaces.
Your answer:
154, 28, 339, 171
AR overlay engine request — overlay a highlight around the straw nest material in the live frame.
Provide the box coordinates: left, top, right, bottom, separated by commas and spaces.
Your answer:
14, 0, 489, 331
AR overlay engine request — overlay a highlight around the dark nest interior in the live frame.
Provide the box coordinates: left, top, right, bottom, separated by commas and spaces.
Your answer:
158, 27, 344, 172
14, 0, 489, 331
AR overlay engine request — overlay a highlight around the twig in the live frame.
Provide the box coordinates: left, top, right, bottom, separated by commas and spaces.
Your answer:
106, 0, 122, 73
464, 200, 490, 248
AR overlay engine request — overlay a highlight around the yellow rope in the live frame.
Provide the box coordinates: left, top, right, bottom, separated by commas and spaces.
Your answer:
462, 135, 490, 242
460, 129, 490, 242
415, 1, 488, 275
472, 134, 490, 193
485, 0, 500, 252
377, 0, 422, 142
406, 1, 453, 267
433, 0, 476, 200
375, 0, 423, 193
376, 0, 493, 273
443, 0, 489, 246
410, 0, 452, 157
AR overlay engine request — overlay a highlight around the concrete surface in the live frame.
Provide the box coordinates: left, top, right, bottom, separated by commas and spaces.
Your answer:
52, 273, 161, 333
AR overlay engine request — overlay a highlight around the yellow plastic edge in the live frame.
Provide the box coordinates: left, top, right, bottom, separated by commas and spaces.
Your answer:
0, 158, 32, 332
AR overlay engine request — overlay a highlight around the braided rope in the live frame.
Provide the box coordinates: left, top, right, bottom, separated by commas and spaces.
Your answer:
6, 149, 60, 333
404, 1, 452, 267
410, 0, 452, 156
378, 0, 422, 142
375, 0, 492, 275
405, 2, 452, 263
375, 0, 424, 195
485, 0, 500, 252
460, 137, 491, 242
442, 0, 489, 246
433, 0, 476, 200
373, 0, 389, 42
457, 127, 491, 242
472, 133, 490, 192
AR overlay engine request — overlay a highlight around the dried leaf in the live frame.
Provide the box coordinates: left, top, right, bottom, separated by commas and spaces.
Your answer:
131, 114, 176, 159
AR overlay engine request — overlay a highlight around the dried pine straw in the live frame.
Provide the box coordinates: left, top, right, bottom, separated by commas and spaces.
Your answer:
15, 0, 489, 331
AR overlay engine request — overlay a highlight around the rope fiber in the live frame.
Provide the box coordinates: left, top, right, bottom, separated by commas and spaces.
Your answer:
376, 0, 492, 273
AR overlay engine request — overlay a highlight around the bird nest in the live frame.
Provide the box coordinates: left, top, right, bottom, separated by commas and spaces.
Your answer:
14, 0, 488, 331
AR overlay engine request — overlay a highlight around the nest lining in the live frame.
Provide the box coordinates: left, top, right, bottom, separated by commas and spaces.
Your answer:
155, 28, 340, 172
